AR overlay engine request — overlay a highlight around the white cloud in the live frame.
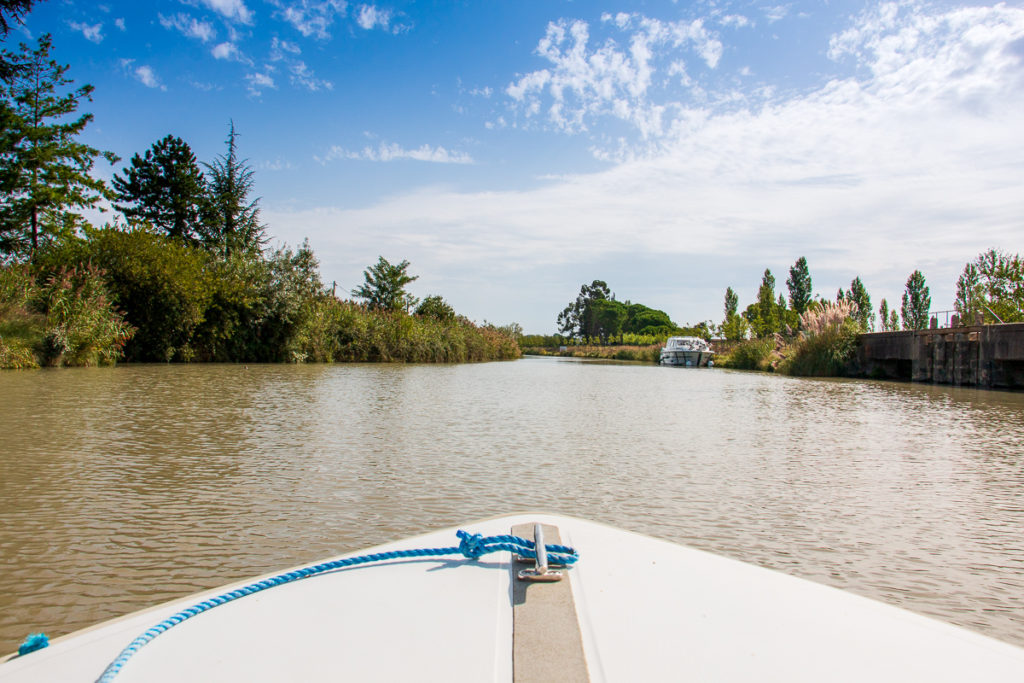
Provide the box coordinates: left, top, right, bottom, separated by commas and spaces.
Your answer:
69, 21, 103, 43
270, 36, 301, 60
290, 60, 332, 91
273, 0, 347, 39
133, 65, 163, 89
246, 70, 276, 96
212, 41, 244, 61
197, 0, 253, 24
506, 15, 723, 138
356, 4, 391, 31
271, 3, 1024, 330
763, 5, 790, 24
114, 18, 125, 31
159, 13, 216, 42
317, 142, 474, 164
720, 15, 751, 29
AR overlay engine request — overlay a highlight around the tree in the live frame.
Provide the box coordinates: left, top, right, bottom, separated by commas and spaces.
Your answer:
623, 302, 674, 335
0, 34, 117, 258
352, 256, 419, 312
557, 280, 610, 340
746, 269, 779, 338
0, 0, 33, 39
589, 298, 627, 343
878, 299, 891, 332
112, 135, 208, 243
415, 295, 455, 322
721, 286, 748, 340
846, 276, 874, 332
901, 270, 931, 330
888, 308, 900, 332
954, 249, 1023, 324
201, 121, 265, 257
786, 256, 812, 316
0, 1, 34, 83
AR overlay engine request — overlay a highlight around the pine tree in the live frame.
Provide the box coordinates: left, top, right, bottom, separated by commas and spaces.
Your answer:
201, 121, 265, 257
901, 270, 931, 330
112, 135, 208, 243
0, 34, 117, 258
0, 1, 33, 39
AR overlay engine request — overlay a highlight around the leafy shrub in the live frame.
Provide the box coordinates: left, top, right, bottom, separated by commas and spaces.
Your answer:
717, 338, 775, 370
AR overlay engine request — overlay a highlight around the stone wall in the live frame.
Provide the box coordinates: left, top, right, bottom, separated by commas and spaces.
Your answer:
857, 322, 1024, 390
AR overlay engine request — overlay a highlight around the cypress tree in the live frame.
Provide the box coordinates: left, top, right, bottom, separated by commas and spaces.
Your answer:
201, 121, 266, 257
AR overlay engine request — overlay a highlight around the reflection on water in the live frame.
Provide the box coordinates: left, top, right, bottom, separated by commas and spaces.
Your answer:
1, 359, 1023, 652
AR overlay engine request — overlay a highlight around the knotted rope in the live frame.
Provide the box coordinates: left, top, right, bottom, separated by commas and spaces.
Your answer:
91, 529, 577, 682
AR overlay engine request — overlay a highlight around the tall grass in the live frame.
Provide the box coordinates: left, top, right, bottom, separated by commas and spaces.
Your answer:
289, 299, 520, 363
0, 264, 134, 368
778, 300, 859, 377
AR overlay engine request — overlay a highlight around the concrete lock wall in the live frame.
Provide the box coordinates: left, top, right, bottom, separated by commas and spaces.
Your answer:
857, 322, 1024, 390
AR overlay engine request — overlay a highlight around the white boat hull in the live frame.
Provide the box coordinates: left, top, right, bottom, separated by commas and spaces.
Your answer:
659, 349, 712, 366
4, 513, 1024, 682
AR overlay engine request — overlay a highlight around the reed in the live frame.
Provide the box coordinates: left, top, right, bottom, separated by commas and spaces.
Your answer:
778, 300, 859, 377
0, 264, 134, 368
290, 299, 520, 363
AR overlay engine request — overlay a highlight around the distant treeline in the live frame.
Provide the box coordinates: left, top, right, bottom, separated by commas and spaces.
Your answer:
548, 280, 711, 345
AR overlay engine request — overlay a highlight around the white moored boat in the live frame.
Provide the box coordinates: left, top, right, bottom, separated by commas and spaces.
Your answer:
3, 513, 1024, 682
659, 336, 714, 367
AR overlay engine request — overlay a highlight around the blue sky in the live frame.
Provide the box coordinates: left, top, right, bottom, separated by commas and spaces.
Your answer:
12, 0, 1024, 332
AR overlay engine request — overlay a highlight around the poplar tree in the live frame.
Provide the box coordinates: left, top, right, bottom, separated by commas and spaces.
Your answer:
201, 121, 265, 257
847, 276, 874, 331
955, 249, 1023, 324
721, 286, 747, 340
901, 270, 931, 330
0, 34, 117, 258
754, 269, 778, 338
112, 135, 208, 243
786, 256, 812, 315
878, 299, 890, 332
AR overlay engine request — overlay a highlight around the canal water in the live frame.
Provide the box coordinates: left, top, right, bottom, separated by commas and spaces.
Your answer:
1, 358, 1023, 654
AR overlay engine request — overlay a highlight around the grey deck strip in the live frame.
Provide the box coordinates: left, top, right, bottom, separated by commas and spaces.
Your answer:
511, 523, 590, 683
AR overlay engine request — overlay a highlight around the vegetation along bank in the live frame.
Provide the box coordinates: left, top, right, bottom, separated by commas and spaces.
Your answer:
0, 29, 519, 369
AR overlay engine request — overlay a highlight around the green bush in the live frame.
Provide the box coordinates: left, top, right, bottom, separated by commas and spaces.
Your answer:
717, 338, 775, 370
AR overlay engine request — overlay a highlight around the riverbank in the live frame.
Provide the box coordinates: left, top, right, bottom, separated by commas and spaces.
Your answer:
0, 234, 520, 369
522, 344, 661, 362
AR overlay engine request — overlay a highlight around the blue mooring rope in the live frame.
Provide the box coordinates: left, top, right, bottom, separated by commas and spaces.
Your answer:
90, 529, 577, 682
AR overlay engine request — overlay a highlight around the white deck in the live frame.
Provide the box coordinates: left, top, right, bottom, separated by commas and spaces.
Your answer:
3, 513, 1024, 681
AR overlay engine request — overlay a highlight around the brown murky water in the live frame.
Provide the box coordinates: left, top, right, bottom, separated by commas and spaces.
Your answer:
1, 359, 1023, 653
